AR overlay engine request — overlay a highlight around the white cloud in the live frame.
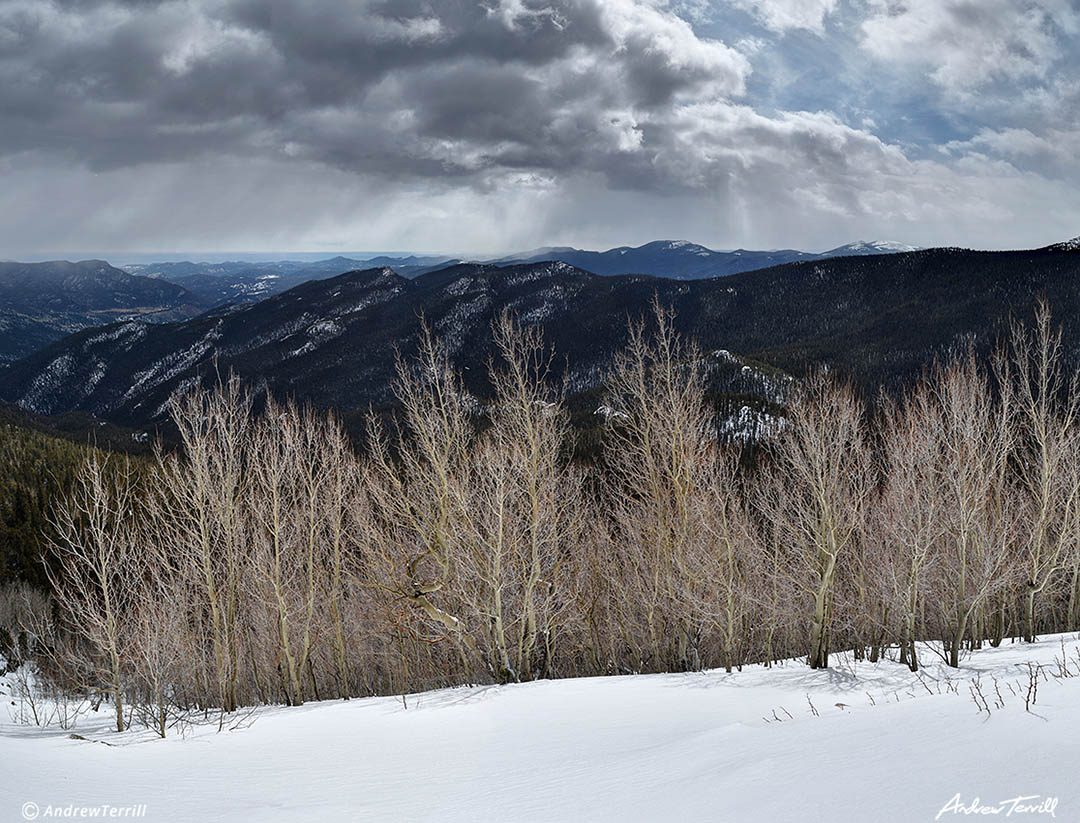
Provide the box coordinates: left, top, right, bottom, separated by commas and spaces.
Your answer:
729, 0, 838, 34
860, 0, 1078, 100
946, 126, 1080, 183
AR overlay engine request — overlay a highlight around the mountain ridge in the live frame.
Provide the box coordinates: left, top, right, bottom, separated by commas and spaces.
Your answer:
0, 259, 209, 362
116, 237, 920, 309
4, 242, 1080, 430
484, 238, 920, 279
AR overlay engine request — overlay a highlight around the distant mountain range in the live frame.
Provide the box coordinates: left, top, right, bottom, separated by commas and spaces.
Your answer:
4, 239, 1077, 433
124, 255, 455, 305
0, 260, 208, 362
108, 239, 917, 311
490, 239, 919, 279
6, 241, 917, 365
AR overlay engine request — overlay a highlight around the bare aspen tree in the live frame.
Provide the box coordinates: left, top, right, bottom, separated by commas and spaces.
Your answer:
250, 400, 307, 705
572, 517, 623, 675
924, 355, 1017, 667
846, 514, 889, 662
698, 451, 756, 672
127, 531, 188, 737
362, 325, 473, 645
48, 453, 139, 732
748, 467, 802, 668
877, 389, 943, 671
460, 438, 518, 680
1008, 302, 1080, 642
1066, 523, 1080, 630
157, 375, 252, 713
470, 313, 582, 681
321, 411, 356, 698
604, 300, 714, 672
761, 371, 869, 669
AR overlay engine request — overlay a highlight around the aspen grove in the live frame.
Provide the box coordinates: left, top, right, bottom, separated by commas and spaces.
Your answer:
14, 301, 1080, 735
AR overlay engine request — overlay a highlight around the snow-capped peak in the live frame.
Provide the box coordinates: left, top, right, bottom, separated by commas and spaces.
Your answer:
654, 240, 711, 254
848, 240, 916, 252
1049, 236, 1080, 252
825, 240, 919, 256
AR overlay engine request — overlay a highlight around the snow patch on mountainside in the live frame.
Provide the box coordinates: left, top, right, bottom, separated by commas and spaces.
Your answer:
511, 281, 583, 324
85, 322, 147, 349
443, 276, 477, 297
16, 354, 77, 415
123, 322, 223, 406
828, 240, 920, 255
288, 319, 344, 359
436, 293, 492, 354
719, 404, 787, 441
710, 348, 740, 365
703, 349, 792, 407
83, 359, 108, 398
222, 314, 313, 357
1049, 236, 1080, 252
152, 375, 202, 417
503, 261, 577, 286
327, 285, 403, 317
307, 319, 342, 338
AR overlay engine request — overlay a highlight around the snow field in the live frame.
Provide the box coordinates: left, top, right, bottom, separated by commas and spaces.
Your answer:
2, 635, 1078, 822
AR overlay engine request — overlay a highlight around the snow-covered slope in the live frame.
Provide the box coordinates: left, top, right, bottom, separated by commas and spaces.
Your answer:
1047, 236, 1080, 252
2, 635, 1078, 822
824, 240, 921, 255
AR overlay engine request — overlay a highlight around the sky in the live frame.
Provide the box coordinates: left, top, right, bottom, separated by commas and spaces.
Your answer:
1, 0, 1078, 259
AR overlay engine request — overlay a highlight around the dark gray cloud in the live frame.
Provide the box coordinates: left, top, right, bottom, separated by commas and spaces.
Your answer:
0, 0, 1078, 256
0, 0, 748, 180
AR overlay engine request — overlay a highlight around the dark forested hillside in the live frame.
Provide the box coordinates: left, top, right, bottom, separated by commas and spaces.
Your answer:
0, 423, 103, 586
0, 260, 209, 361
1, 241, 1078, 428
0, 403, 153, 586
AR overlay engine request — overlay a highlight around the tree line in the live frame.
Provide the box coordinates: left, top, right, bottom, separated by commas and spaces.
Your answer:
7, 300, 1080, 735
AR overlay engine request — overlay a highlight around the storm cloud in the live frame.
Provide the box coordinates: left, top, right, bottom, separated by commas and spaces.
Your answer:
1, 0, 1078, 256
